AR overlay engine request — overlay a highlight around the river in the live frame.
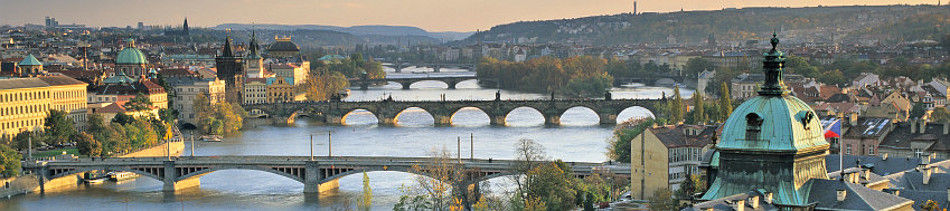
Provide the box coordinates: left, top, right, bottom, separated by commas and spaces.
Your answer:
1, 67, 693, 211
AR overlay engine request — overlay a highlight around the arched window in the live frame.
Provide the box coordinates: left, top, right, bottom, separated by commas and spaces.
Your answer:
745, 113, 763, 141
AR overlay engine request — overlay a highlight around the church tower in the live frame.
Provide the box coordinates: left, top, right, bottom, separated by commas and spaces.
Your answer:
700, 33, 830, 206
183, 18, 189, 36
215, 36, 245, 103
245, 31, 264, 78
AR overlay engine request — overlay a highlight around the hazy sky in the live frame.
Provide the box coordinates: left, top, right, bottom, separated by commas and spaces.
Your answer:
0, 0, 938, 31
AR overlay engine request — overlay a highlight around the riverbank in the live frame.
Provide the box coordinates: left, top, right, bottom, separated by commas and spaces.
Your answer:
0, 141, 185, 199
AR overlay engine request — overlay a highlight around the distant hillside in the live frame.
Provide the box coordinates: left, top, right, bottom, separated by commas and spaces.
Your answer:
215, 23, 473, 41
458, 5, 950, 46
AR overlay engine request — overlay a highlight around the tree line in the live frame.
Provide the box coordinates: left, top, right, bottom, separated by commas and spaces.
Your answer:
393, 139, 627, 211
477, 56, 615, 98
302, 53, 385, 101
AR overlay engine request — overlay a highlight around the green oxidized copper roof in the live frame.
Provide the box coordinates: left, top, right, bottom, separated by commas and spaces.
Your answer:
19, 54, 42, 66
116, 47, 147, 64
717, 95, 828, 152
116, 39, 147, 65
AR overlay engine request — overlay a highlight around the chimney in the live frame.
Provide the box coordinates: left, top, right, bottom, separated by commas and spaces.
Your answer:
882, 153, 889, 161
765, 192, 774, 204
864, 169, 871, 181
912, 119, 918, 134
735, 198, 745, 211
925, 168, 933, 185
836, 189, 847, 202
922, 120, 928, 133
944, 122, 949, 135
750, 195, 760, 209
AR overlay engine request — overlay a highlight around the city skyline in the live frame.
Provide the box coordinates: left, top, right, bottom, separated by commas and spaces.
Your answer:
0, 0, 941, 32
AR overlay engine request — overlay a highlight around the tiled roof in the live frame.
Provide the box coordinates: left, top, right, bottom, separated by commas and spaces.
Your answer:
37, 75, 86, 86
0, 77, 49, 90
648, 124, 717, 148
804, 179, 913, 210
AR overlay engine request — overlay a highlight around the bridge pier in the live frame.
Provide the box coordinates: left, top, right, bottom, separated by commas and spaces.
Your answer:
378, 114, 397, 126
401, 83, 411, 90
544, 115, 561, 126
447, 81, 457, 89
163, 161, 200, 192
489, 115, 507, 126
434, 115, 452, 126
599, 113, 618, 125
325, 115, 343, 125
433, 66, 441, 73
304, 161, 339, 194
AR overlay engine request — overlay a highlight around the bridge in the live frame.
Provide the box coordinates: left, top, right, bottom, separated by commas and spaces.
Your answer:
243, 97, 659, 126
349, 75, 478, 90
383, 62, 476, 73
23, 156, 628, 195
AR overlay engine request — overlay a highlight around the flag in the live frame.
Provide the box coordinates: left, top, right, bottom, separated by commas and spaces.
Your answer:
822, 118, 842, 139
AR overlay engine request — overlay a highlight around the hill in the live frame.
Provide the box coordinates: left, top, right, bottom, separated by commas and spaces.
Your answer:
458, 5, 950, 46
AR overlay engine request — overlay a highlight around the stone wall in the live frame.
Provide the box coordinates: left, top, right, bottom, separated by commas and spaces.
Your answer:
119, 141, 185, 158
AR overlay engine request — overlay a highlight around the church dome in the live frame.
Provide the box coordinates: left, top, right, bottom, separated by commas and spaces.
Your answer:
718, 95, 828, 152
267, 36, 299, 52
116, 38, 148, 65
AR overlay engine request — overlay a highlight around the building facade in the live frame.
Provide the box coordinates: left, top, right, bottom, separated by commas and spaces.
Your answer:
215, 36, 245, 103
0, 76, 87, 138
630, 124, 716, 199
166, 77, 225, 126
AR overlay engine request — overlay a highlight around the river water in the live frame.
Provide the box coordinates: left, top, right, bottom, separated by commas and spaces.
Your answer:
1, 67, 692, 211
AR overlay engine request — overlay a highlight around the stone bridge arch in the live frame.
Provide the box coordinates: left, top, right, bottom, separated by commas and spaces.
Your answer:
175, 165, 306, 183
43, 166, 165, 183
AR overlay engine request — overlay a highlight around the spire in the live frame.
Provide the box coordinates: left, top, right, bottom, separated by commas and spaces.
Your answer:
758, 32, 787, 96
248, 30, 260, 57
221, 35, 234, 57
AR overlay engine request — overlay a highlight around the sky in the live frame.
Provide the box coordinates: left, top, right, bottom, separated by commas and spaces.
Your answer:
0, 0, 939, 32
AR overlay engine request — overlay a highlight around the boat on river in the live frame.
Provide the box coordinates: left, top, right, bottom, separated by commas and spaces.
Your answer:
199, 135, 223, 142
109, 172, 139, 182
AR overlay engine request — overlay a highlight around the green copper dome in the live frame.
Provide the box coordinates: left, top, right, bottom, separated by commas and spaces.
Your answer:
717, 95, 828, 152
19, 54, 42, 66
116, 39, 147, 65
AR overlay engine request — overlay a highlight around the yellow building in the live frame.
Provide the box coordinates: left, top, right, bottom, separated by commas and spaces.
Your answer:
0, 75, 87, 138
39, 76, 88, 130
630, 124, 717, 200
243, 78, 267, 104
266, 77, 296, 103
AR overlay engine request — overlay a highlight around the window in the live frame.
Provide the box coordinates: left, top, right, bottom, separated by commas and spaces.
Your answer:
745, 113, 763, 141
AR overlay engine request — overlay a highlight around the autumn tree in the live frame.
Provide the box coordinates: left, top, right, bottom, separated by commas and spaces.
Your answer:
357, 172, 373, 210
0, 144, 21, 177
718, 82, 733, 121
395, 148, 464, 211
304, 70, 349, 101
689, 92, 705, 124
124, 93, 153, 112
75, 132, 102, 157
668, 86, 685, 124
44, 109, 76, 145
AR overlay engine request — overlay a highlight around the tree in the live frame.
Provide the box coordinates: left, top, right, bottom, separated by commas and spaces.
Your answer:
112, 113, 135, 125
12, 131, 40, 151
159, 108, 178, 123
304, 70, 349, 101
648, 188, 677, 211
607, 118, 654, 163
684, 58, 715, 78
690, 92, 705, 124
930, 107, 950, 123
718, 82, 733, 121
75, 132, 102, 157
675, 173, 697, 200
44, 110, 76, 146
910, 103, 928, 120
922, 200, 940, 211
0, 144, 21, 178
357, 171, 373, 210
395, 148, 465, 211
669, 86, 685, 124
583, 192, 595, 211
125, 93, 153, 112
